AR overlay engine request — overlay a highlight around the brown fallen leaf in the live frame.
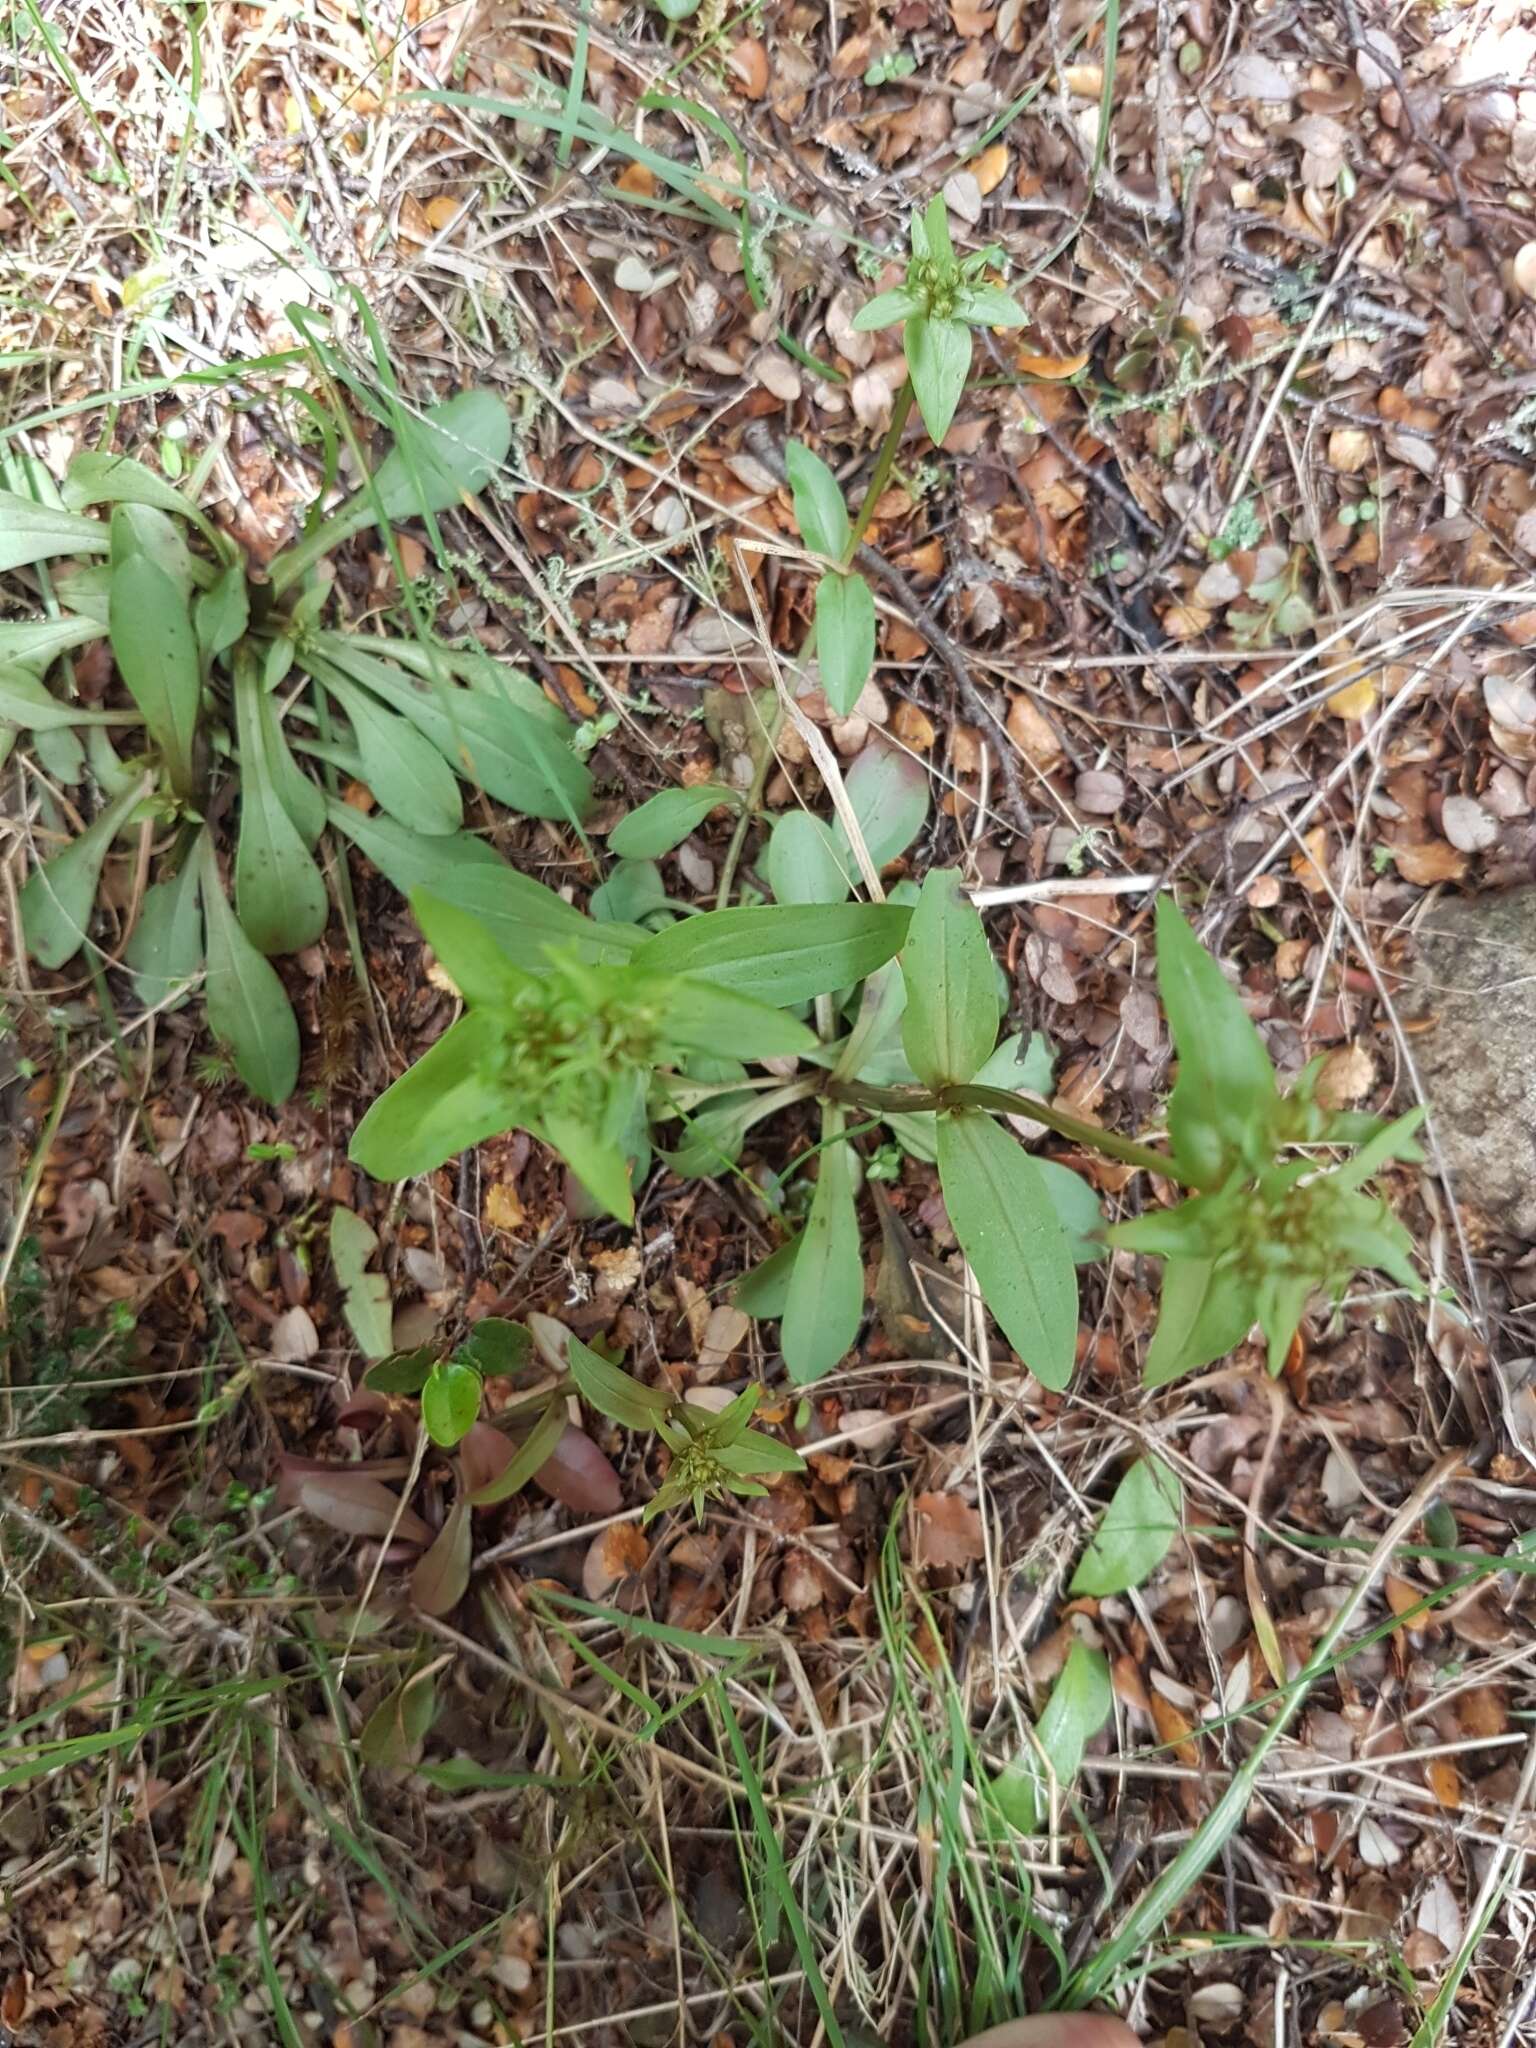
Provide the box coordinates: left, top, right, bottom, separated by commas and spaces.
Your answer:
1016, 348, 1091, 380
1392, 838, 1468, 885
914, 1492, 985, 1568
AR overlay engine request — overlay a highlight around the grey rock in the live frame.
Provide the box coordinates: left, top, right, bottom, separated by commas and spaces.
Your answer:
1402, 888, 1536, 1239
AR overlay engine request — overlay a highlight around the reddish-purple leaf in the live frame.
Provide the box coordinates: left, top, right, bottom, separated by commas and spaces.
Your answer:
411, 1499, 471, 1614
335, 1388, 390, 1432
275, 1451, 411, 1510
534, 1425, 623, 1515
295, 1471, 432, 1545
460, 1420, 516, 1497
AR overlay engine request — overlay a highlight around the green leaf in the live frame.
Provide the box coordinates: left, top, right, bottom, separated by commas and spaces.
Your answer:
993, 1640, 1112, 1834
1155, 894, 1277, 1184
199, 837, 300, 1104
765, 811, 850, 906
905, 311, 972, 447
63, 448, 217, 543
851, 286, 922, 333
319, 669, 463, 836
255, 683, 326, 848
409, 888, 534, 1008
108, 502, 198, 602
364, 1346, 435, 1395
653, 978, 818, 1060
327, 799, 510, 889
422, 1359, 482, 1448
0, 489, 109, 575
125, 855, 203, 1010
733, 1235, 801, 1319
714, 1428, 805, 1477
567, 1334, 671, 1430
333, 820, 645, 962
1036, 1158, 1106, 1264
309, 646, 590, 824
832, 740, 929, 872
195, 563, 249, 660
0, 617, 98, 671
608, 783, 739, 860
465, 1399, 567, 1505
916, 193, 954, 266
637, 902, 909, 1006
784, 441, 851, 560
1070, 1457, 1183, 1597
349, 1012, 519, 1180
0, 665, 129, 731
937, 1112, 1078, 1388
590, 858, 668, 928
109, 538, 202, 803
973, 1030, 1054, 1099
330, 1208, 394, 1360
460, 1318, 533, 1377
19, 775, 146, 969
232, 658, 328, 955
781, 1112, 862, 1384
270, 391, 514, 593
539, 1107, 635, 1226
815, 569, 877, 717
373, 388, 511, 522
1144, 1256, 1255, 1388
958, 283, 1029, 329
900, 867, 998, 1088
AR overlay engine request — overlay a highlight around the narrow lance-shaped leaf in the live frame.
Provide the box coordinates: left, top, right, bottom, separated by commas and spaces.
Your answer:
199, 835, 300, 1104
349, 1011, 520, 1180
318, 667, 463, 837
900, 867, 999, 1088
19, 774, 148, 970
0, 489, 110, 575
815, 569, 876, 717
993, 1639, 1112, 1834
411, 1500, 472, 1615
1155, 894, 1277, 1184
0, 666, 135, 731
109, 525, 203, 803
232, 655, 328, 955
1070, 1457, 1183, 1597
269, 390, 513, 593
905, 311, 972, 448
781, 1111, 863, 1385
63, 448, 220, 545
567, 1335, 671, 1431
784, 441, 851, 560
608, 783, 740, 860
937, 1111, 1078, 1389
637, 901, 910, 1007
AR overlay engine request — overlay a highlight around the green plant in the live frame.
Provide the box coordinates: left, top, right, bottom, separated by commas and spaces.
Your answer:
3, 390, 590, 1102
287, 1311, 804, 1608
346, 847, 1425, 1395
852, 194, 1027, 446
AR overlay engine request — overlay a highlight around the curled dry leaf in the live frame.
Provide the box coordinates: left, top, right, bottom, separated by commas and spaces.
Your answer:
914, 1491, 986, 1569
534, 1424, 624, 1516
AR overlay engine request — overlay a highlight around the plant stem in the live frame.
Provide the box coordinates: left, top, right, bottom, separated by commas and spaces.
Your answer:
844, 378, 916, 564
715, 379, 916, 910
826, 1076, 1191, 1183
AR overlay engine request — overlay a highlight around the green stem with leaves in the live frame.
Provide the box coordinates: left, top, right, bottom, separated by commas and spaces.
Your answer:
715, 378, 917, 910
827, 1075, 1191, 1183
